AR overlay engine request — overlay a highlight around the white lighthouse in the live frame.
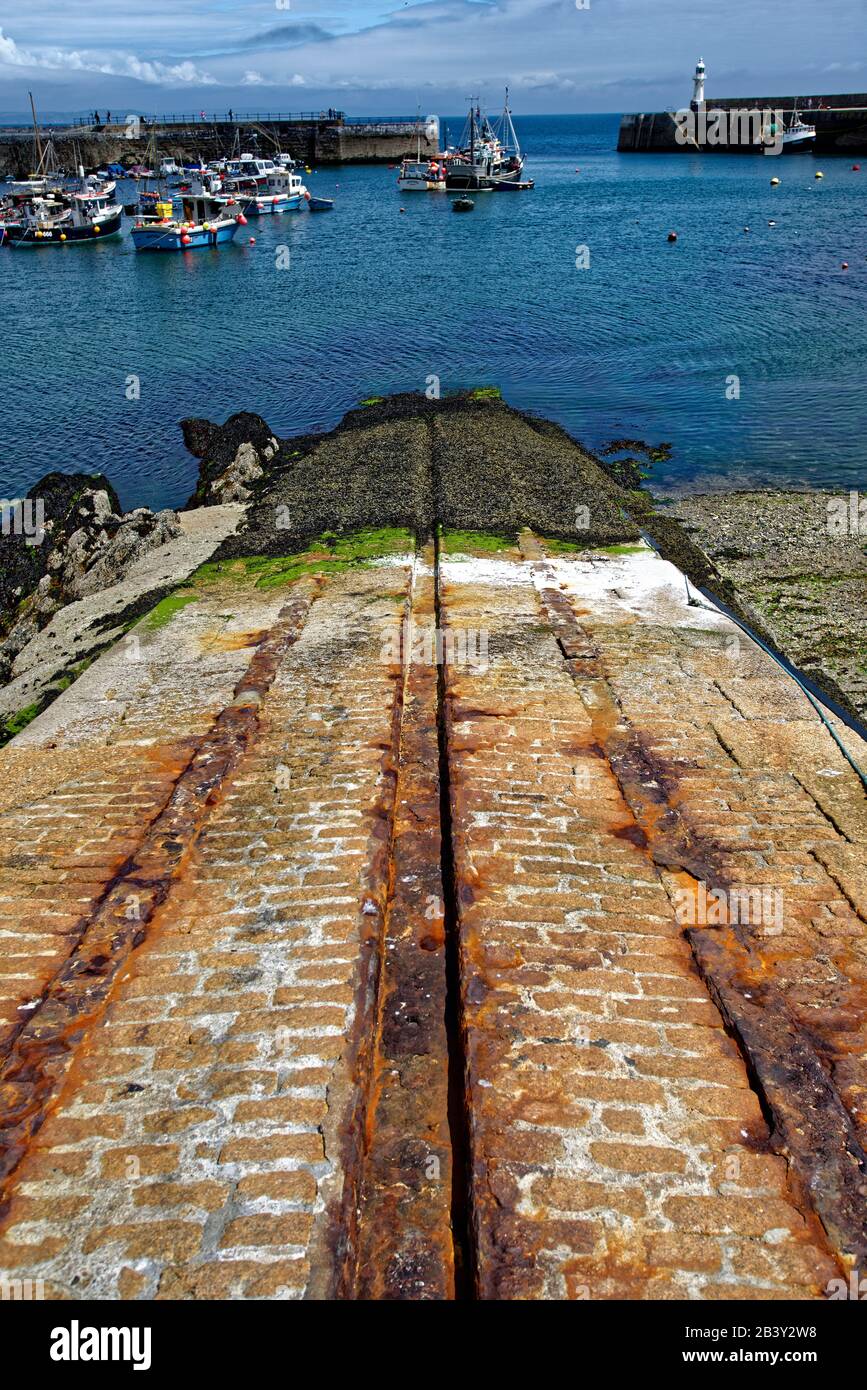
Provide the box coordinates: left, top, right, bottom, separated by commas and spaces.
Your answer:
691, 57, 706, 111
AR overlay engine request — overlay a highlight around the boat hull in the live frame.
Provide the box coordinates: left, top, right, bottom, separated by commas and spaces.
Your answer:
237, 193, 306, 216
4, 207, 124, 246
131, 220, 239, 252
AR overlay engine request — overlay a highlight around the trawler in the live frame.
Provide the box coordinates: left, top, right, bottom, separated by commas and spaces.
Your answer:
444, 92, 532, 191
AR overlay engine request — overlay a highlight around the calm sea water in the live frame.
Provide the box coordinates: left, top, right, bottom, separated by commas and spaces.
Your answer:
1, 114, 865, 511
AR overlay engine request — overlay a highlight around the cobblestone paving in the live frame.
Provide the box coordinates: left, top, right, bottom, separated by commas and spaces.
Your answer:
0, 538, 864, 1300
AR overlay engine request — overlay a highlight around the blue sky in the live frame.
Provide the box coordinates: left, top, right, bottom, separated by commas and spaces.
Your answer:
0, 0, 864, 117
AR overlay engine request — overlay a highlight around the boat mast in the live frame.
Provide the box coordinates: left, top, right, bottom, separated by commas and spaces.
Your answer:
29, 91, 45, 174
504, 86, 521, 159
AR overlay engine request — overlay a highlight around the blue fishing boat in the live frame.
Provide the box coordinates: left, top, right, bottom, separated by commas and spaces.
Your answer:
306, 196, 335, 213
130, 185, 243, 252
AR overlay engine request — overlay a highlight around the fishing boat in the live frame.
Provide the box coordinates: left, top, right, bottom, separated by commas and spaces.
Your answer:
397, 111, 447, 191
3, 184, 123, 246
306, 195, 335, 212
222, 154, 308, 214
762, 106, 817, 154
130, 183, 244, 252
780, 109, 817, 153
445, 92, 530, 191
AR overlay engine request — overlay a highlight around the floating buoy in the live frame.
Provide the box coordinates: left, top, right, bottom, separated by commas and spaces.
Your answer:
744, 226, 750, 232
853, 164, 861, 171
667, 231, 678, 242
770, 176, 780, 185
842, 262, 849, 270
768, 220, 776, 226
249, 237, 255, 244
93, 225, 100, 233
181, 233, 191, 245
236, 213, 248, 226
60, 233, 67, 241
815, 170, 824, 179
400, 207, 406, 214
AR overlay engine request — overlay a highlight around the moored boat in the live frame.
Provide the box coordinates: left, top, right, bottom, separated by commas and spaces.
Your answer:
222, 155, 308, 214
2, 185, 123, 247
444, 92, 530, 191
130, 185, 243, 252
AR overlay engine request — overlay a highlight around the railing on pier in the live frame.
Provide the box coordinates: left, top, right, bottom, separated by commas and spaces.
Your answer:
67, 111, 348, 130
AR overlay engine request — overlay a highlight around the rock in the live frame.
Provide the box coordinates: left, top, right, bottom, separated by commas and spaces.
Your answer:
180, 417, 219, 459
209, 442, 265, 504
0, 504, 246, 734
0, 482, 181, 690
0, 472, 121, 640
182, 412, 278, 507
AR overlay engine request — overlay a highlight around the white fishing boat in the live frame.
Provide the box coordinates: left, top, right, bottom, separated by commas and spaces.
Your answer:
397, 112, 447, 191
222, 154, 308, 214
397, 159, 447, 192
762, 106, 816, 154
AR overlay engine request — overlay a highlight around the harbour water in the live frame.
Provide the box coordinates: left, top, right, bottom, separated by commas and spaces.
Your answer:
1, 114, 865, 512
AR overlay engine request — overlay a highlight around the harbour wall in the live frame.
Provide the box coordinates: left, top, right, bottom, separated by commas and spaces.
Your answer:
618, 95, 867, 154
0, 117, 437, 178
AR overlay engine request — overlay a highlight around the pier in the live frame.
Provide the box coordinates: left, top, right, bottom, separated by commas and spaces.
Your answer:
619, 89, 867, 155
0, 112, 437, 178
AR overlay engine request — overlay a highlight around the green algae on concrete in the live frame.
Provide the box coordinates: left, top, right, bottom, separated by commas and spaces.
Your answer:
139, 592, 199, 631
0, 702, 41, 748
441, 529, 516, 556
193, 528, 414, 592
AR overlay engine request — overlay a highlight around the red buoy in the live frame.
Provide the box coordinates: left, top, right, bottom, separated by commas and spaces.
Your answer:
853, 164, 861, 171
236, 213, 248, 226
181, 233, 191, 246
249, 237, 256, 245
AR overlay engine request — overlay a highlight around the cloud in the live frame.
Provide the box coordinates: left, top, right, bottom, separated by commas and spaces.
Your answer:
0, 26, 215, 84
241, 24, 333, 50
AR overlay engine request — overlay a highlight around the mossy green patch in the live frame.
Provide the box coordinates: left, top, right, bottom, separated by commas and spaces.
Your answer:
441, 529, 514, 555
468, 386, 502, 401
0, 702, 41, 747
192, 528, 414, 592
359, 396, 384, 407
140, 592, 199, 631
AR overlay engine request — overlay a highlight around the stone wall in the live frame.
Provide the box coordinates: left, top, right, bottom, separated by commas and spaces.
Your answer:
0, 120, 436, 178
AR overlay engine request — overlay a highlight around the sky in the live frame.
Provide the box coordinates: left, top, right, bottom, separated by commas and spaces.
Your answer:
0, 0, 864, 119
